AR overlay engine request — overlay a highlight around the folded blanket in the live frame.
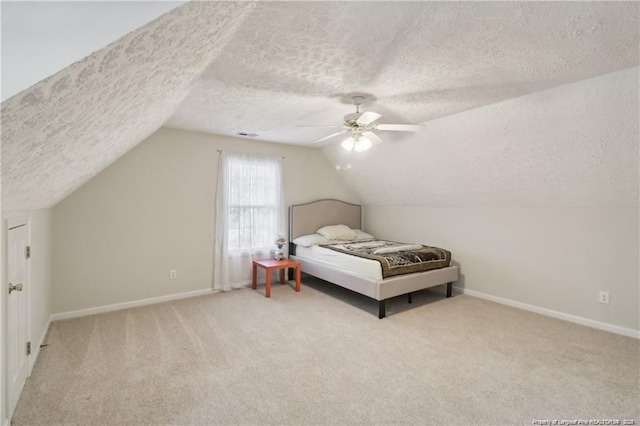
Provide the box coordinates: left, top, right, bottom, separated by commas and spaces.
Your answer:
372, 244, 423, 255
321, 240, 451, 278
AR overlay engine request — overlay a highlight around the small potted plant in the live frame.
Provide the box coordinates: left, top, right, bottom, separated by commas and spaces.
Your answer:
273, 234, 288, 260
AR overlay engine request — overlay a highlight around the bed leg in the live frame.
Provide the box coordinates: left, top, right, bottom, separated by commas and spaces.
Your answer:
446, 282, 452, 298
378, 300, 386, 319
408, 292, 412, 304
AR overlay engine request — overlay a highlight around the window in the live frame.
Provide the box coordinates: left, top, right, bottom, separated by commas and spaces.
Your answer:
213, 151, 284, 290
226, 155, 282, 252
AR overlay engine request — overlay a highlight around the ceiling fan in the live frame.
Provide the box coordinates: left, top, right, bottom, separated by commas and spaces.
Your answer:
299, 96, 424, 152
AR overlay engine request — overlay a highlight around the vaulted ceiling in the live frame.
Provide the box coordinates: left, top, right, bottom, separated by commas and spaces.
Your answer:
1, 1, 638, 211
1, 0, 187, 101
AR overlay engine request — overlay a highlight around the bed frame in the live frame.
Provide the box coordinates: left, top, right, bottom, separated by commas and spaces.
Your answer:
289, 199, 459, 318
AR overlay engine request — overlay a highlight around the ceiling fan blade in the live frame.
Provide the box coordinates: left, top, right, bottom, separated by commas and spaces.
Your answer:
363, 131, 384, 145
311, 129, 349, 144
375, 124, 424, 132
356, 111, 382, 126
297, 125, 344, 128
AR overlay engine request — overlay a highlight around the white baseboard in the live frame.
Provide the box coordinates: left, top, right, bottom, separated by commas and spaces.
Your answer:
50, 288, 214, 321
29, 316, 51, 375
454, 286, 639, 339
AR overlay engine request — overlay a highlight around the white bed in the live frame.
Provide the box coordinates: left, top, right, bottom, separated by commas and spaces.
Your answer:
289, 199, 459, 318
295, 245, 383, 280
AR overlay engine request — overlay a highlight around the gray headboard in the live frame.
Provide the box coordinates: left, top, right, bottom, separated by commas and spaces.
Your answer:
289, 199, 362, 240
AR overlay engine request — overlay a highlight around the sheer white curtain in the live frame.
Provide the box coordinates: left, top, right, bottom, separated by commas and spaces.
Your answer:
213, 151, 285, 291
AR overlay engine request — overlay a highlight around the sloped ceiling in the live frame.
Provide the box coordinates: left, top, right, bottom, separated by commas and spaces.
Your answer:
1, 1, 257, 211
167, 2, 638, 142
2, 1, 638, 211
322, 67, 638, 208
1, 1, 186, 101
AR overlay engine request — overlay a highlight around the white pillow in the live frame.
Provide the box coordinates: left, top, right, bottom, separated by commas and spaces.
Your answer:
352, 229, 375, 241
292, 234, 329, 247
316, 224, 357, 241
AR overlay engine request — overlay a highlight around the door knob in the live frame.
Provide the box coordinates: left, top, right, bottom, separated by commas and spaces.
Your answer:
9, 283, 23, 294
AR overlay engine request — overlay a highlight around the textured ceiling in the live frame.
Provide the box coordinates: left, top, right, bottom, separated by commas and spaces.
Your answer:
1, 1, 186, 101
167, 1, 639, 144
1, 1, 638, 211
322, 67, 638, 208
1, 2, 257, 211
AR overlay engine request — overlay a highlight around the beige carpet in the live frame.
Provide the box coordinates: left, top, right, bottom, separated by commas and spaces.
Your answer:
13, 277, 640, 425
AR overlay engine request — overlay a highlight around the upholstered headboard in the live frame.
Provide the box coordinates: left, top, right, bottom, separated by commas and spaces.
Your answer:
289, 199, 362, 241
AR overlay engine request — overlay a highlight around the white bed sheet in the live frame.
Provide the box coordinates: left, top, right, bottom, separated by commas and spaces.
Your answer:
295, 245, 383, 280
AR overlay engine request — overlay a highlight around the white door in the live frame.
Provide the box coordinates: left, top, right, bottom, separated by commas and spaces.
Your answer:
8, 224, 29, 418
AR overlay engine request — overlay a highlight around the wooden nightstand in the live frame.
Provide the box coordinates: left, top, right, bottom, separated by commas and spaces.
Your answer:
252, 258, 301, 298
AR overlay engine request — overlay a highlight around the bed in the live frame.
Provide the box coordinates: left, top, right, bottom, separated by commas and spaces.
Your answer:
289, 199, 459, 318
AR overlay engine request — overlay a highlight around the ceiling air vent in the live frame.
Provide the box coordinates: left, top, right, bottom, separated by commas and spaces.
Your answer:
236, 132, 258, 137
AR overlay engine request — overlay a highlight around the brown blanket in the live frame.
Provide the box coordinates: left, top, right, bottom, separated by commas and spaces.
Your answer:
320, 240, 451, 279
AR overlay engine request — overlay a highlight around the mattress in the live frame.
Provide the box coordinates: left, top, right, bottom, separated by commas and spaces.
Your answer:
295, 245, 383, 280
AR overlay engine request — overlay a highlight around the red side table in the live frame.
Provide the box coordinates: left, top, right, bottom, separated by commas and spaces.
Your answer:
252, 258, 301, 298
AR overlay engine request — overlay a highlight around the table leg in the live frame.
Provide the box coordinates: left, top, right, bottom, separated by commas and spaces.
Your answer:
295, 265, 301, 292
266, 268, 272, 298
252, 263, 257, 290
279, 268, 285, 284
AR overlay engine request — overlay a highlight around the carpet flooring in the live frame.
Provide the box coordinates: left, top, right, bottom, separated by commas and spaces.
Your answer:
12, 277, 640, 425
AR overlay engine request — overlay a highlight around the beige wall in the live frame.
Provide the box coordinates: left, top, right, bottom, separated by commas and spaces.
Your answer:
356, 69, 639, 332
365, 206, 639, 331
52, 128, 359, 313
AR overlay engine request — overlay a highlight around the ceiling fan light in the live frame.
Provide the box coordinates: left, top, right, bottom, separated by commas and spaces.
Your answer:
341, 136, 355, 151
354, 136, 372, 152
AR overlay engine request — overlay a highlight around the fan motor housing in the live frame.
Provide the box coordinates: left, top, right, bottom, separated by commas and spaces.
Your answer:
343, 112, 365, 126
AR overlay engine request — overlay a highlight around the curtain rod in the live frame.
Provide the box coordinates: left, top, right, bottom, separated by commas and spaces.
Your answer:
216, 149, 284, 159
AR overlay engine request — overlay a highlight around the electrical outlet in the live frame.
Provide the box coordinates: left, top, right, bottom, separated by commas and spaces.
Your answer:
169, 269, 177, 280
598, 291, 609, 304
